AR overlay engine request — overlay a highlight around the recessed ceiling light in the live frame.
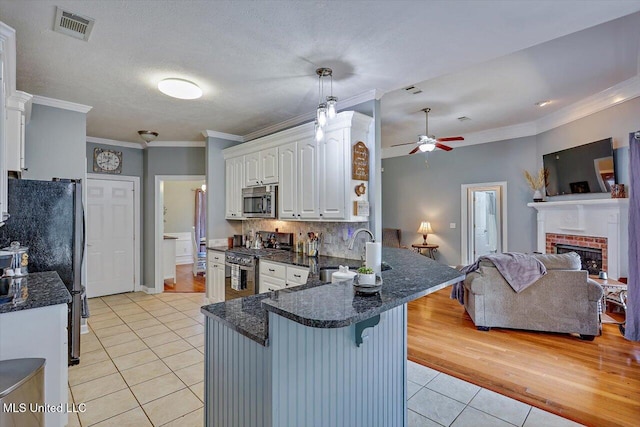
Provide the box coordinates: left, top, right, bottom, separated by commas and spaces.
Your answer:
158, 78, 202, 100
535, 100, 551, 107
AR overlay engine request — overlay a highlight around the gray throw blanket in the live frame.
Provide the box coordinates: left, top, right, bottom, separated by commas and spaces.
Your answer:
451, 253, 547, 305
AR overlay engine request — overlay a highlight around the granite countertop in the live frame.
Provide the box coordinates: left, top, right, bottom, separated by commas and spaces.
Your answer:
207, 246, 228, 252
201, 247, 463, 346
261, 252, 361, 272
0, 271, 71, 314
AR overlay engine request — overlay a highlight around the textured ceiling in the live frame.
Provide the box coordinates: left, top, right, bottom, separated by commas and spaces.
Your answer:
1, 0, 639, 145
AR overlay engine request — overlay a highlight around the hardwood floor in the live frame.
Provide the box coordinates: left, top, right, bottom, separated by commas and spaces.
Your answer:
407, 288, 640, 427
164, 263, 206, 293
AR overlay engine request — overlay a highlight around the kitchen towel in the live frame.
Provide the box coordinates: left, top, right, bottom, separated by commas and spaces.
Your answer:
231, 264, 240, 291
365, 242, 382, 275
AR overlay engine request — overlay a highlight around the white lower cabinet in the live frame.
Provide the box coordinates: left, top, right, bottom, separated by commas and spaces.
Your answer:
259, 261, 309, 293
207, 250, 226, 303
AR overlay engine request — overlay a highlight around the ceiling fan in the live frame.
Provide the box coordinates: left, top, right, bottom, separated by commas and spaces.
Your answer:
391, 108, 464, 155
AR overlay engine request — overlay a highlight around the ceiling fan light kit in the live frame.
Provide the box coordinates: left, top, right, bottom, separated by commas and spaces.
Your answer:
390, 107, 464, 155
314, 67, 338, 141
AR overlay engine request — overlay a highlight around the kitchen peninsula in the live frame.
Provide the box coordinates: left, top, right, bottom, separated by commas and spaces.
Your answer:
201, 247, 464, 427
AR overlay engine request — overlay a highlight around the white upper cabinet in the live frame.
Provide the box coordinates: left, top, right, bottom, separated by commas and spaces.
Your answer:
244, 147, 279, 187
223, 111, 372, 222
297, 137, 319, 219
260, 146, 278, 184
6, 91, 32, 172
0, 22, 17, 226
225, 156, 244, 219
319, 128, 346, 219
278, 142, 297, 220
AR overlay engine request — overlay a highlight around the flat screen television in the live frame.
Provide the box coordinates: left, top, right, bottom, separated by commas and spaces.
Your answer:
542, 138, 616, 196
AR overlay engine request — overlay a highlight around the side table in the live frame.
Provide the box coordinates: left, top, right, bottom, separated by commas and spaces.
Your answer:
411, 243, 439, 260
590, 276, 627, 325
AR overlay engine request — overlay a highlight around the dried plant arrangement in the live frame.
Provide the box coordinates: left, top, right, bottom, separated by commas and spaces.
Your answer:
523, 168, 546, 191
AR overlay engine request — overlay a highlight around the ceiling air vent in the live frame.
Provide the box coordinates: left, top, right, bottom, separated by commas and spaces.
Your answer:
53, 7, 95, 41
404, 85, 423, 95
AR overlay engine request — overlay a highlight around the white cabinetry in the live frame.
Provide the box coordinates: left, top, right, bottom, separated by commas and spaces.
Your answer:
207, 249, 226, 303
224, 111, 372, 222
0, 22, 17, 226
225, 156, 244, 219
5, 91, 32, 172
244, 147, 279, 187
278, 138, 320, 219
259, 260, 309, 293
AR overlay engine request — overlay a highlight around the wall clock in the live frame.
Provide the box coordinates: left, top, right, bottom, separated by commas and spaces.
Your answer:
93, 147, 123, 174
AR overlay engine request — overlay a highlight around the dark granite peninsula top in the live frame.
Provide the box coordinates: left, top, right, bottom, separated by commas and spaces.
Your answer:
261, 252, 361, 271
262, 247, 463, 328
0, 271, 71, 314
201, 247, 463, 345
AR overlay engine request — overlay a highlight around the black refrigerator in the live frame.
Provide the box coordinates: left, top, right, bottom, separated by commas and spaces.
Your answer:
0, 178, 85, 365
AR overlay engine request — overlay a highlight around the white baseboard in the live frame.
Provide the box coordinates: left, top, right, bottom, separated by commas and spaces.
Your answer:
81, 318, 90, 334
142, 285, 161, 294
176, 255, 193, 265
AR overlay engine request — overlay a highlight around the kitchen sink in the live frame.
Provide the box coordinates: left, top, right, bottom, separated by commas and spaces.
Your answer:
319, 262, 392, 283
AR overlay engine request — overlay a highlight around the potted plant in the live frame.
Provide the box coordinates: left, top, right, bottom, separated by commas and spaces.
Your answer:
357, 266, 376, 285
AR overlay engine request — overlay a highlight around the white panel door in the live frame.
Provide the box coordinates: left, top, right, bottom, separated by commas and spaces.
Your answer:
87, 179, 135, 297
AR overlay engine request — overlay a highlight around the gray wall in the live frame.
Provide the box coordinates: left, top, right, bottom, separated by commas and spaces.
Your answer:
24, 104, 86, 180
206, 136, 243, 241
86, 142, 144, 178
164, 180, 204, 233
382, 136, 538, 266
143, 147, 206, 289
381, 96, 640, 265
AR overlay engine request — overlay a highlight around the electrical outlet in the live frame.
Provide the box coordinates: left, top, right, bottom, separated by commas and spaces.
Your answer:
343, 228, 349, 241
325, 235, 333, 244
450, 223, 456, 229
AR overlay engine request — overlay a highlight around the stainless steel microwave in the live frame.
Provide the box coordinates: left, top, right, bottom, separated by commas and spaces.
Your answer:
242, 186, 276, 218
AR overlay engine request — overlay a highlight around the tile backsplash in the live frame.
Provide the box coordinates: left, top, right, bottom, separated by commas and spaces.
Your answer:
242, 220, 371, 260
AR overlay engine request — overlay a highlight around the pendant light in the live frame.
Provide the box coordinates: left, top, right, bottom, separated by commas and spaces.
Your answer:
315, 67, 338, 138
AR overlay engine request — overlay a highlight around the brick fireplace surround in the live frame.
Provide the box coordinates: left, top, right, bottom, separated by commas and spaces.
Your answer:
545, 233, 607, 273
529, 199, 629, 280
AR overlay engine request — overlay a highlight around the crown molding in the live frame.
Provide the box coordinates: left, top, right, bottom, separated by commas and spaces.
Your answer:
242, 90, 380, 142
87, 136, 145, 150
202, 130, 244, 142
32, 95, 93, 113
147, 141, 206, 148
535, 74, 640, 134
382, 74, 640, 159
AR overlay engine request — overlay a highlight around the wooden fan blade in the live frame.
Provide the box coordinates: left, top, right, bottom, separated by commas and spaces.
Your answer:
436, 136, 464, 142
390, 142, 417, 147
409, 146, 420, 155
435, 142, 453, 151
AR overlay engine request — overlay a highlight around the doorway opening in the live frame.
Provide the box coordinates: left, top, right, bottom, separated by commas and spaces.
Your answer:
461, 182, 507, 265
154, 175, 206, 293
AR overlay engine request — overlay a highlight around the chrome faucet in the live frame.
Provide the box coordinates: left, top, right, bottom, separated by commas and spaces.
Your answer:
348, 228, 375, 250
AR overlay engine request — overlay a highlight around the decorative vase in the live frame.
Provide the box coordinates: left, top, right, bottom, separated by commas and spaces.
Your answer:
611, 184, 626, 199
533, 190, 543, 202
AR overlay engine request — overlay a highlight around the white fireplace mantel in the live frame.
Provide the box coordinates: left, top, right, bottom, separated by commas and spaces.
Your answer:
528, 198, 629, 279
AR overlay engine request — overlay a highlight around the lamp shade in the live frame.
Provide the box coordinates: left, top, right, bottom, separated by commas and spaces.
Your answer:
417, 221, 433, 234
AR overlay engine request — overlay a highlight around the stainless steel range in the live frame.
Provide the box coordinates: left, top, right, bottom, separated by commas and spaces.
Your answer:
224, 247, 288, 299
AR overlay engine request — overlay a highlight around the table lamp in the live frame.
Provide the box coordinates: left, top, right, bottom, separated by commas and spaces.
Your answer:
417, 221, 433, 244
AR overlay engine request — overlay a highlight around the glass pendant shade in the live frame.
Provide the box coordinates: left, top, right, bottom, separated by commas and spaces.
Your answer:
326, 96, 337, 119
419, 142, 436, 152
317, 103, 328, 127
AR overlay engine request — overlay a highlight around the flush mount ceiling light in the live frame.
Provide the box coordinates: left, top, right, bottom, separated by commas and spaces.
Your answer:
535, 100, 551, 107
157, 78, 202, 100
138, 130, 158, 143
314, 67, 338, 141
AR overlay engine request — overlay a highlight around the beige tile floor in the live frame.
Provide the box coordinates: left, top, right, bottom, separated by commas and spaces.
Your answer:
68, 291, 206, 427
69, 292, 583, 427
